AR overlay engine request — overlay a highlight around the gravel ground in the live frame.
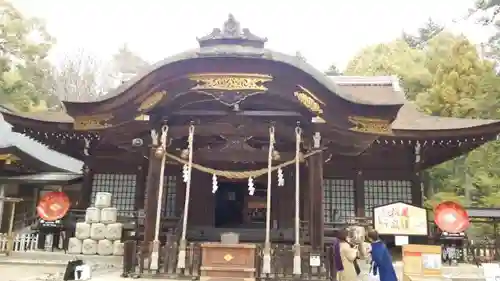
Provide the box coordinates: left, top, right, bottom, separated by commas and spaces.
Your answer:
0, 264, 64, 281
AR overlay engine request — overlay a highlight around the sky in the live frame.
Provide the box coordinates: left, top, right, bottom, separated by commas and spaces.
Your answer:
11, 0, 494, 71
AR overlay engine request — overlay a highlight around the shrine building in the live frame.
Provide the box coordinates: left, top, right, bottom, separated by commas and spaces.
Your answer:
2, 15, 500, 254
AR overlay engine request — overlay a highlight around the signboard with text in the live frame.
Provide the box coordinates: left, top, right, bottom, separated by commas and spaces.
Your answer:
373, 202, 428, 236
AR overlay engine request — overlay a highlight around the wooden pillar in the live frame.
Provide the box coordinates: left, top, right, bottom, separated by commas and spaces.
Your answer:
0, 184, 5, 229
308, 151, 324, 252
412, 142, 423, 206
144, 147, 162, 245
79, 165, 93, 209
354, 170, 365, 217
135, 156, 148, 210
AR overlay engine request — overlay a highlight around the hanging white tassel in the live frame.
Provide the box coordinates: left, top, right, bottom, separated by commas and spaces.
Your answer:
277, 168, 284, 186
248, 177, 255, 195
182, 164, 189, 183
212, 174, 218, 193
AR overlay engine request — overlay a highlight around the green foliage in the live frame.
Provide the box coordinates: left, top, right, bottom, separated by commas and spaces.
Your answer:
342, 24, 500, 239
344, 40, 432, 100
415, 33, 491, 117
0, 0, 56, 111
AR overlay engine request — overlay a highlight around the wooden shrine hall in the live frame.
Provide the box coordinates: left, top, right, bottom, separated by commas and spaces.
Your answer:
2, 14, 500, 260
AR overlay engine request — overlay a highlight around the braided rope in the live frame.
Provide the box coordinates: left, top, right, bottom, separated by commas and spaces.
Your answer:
165, 150, 321, 179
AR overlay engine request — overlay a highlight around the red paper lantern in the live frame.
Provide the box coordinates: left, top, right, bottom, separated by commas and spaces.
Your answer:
36, 191, 70, 221
434, 201, 470, 233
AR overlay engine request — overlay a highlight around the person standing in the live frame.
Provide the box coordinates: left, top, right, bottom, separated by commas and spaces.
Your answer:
367, 230, 397, 281
337, 229, 359, 281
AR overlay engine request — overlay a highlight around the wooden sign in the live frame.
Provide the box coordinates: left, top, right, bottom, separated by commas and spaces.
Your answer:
373, 202, 428, 236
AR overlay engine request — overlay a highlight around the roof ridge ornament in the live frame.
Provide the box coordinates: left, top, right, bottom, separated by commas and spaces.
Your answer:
197, 14, 268, 48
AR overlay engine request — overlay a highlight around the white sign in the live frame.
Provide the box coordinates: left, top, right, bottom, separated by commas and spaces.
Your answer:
309, 254, 321, 267
74, 264, 92, 280
395, 235, 409, 246
483, 263, 500, 281
422, 254, 441, 270
373, 202, 428, 236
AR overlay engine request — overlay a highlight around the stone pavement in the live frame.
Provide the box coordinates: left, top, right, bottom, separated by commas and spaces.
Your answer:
0, 251, 490, 281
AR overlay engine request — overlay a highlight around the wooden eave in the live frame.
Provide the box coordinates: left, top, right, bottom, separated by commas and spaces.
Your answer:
0, 108, 73, 131
390, 103, 500, 138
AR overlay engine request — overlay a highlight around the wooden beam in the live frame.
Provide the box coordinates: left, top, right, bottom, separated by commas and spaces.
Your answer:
189, 149, 297, 162
172, 110, 303, 117
169, 122, 297, 139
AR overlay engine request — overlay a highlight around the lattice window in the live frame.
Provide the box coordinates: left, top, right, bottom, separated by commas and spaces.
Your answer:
323, 178, 355, 223
144, 175, 177, 217
164, 176, 177, 217
363, 180, 412, 217
91, 174, 137, 214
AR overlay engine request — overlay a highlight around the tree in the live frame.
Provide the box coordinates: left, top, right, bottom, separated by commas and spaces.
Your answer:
326, 64, 342, 75
49, 49, 112, 102
0, 0, 55, 111
344, 40, 432, 100
415, 33, 497, 118
109, 44, 149, 86
402, 18, 444, 49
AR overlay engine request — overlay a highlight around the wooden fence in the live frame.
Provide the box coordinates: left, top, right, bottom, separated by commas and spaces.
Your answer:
0, 233, 38, 253
122, 240, 334, 280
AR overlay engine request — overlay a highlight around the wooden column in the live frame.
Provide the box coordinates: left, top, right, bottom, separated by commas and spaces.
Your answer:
308, 151, 324, 252
412, 142, 423, 206
79, 165, 94, 209
143, 147, 162, 245
354, 170, 365, 217
135, 155, 148, 210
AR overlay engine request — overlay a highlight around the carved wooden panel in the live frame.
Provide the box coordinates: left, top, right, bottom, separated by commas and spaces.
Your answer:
363, 180, 412, 217
323, 178, 355, 223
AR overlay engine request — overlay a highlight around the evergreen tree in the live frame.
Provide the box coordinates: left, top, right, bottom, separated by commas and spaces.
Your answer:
0, 0, 55, 111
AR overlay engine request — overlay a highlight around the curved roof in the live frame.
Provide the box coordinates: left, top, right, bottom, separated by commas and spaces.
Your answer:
330, 75, 500, 138
62, 15, 405, 115
1, 15, 500, 140
0, 113, 83, 173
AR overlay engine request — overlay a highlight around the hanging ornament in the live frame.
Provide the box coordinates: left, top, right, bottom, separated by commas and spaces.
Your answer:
212, 174, 218, 193
248, 177, 255, 195
182, 164, 189, 183
277, 168, 284, 186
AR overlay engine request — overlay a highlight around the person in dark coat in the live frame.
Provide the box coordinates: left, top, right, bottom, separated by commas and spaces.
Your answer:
367, 230, 398, 281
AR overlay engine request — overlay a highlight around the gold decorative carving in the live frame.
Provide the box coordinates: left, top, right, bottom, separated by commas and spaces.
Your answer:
0, 154, 18, 164
74, 114, 113, 130
223, 253, 234, 262
294, 85, 324, 115
135, 114, 150, 121
348, 116, 393, 135
189, 73, 272, 91
138, 91, 166, 112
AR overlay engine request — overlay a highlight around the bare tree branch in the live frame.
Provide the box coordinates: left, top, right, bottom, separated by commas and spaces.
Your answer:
50, 49, 111, 102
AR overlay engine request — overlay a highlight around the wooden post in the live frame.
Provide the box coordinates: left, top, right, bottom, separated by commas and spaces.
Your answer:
79, 165, 93, 209
0, 197, 22, 256
144, 147, 162, 245
308, 151, 324, 253
0, 184, 5, 229
7, 201, 16, 255
354, 170, 365, 217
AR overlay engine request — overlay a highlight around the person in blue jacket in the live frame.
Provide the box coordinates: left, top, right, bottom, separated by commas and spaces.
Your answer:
367, 230, 398, 281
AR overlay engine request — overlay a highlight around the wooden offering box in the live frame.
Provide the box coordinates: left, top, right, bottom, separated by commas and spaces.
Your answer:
200, 243, 256, 281
402, 244, 443, 281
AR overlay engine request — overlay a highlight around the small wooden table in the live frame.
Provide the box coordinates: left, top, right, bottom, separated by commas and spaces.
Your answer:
200, 242, 256, 281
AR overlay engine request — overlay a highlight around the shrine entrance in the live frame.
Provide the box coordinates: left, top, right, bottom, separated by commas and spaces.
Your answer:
214, 181, 245, 228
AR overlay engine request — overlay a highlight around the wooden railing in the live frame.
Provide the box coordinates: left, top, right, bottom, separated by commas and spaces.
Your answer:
0, 233, 38, 254
122, 240, 335, 280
